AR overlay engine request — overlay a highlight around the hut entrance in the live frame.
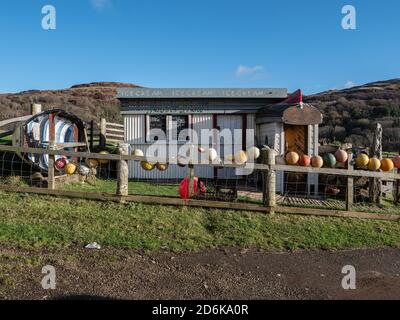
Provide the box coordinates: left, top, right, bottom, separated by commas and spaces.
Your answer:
284, 124, 308, 195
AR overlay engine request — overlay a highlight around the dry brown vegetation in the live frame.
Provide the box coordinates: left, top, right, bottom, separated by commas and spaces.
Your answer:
0, 82, 141, 125
305, 79, 400, 151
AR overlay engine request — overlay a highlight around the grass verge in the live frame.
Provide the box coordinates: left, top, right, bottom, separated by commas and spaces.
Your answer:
0, 191, 399, 252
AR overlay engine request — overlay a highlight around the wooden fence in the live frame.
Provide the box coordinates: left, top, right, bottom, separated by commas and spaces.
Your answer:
0, 144, 399, 222
89, 118, 124, 149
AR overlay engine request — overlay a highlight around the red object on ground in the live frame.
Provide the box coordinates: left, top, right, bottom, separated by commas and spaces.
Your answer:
298, 154, 311, 167
179, 177, 206, 199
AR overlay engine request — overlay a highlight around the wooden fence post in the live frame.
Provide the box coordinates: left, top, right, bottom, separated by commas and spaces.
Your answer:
48, 113, 56, 190
116, 143, 129, 199
31, 104, 42, 115
188, 145, 195, 198
89, 120, 94, 151
262, 147, 276, 213
100, 118, 107, 149
369, 123, 382, 205
346, 153, 354, 211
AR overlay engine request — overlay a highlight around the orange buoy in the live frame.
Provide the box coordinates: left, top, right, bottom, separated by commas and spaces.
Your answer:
285, 152, 299, 165
380, 158, 394, 172
393, 155, 400, 169
355, 153, 369, 168
311, 155, 324, 168
298, 154, 311, 167
335, 149, 348, 163
368, 157, 381, 171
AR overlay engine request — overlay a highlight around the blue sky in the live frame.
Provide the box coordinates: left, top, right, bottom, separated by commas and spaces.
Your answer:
0, 0, 399, 94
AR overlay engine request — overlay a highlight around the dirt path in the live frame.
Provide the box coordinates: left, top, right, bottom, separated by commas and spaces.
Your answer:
1, 246, 399, 300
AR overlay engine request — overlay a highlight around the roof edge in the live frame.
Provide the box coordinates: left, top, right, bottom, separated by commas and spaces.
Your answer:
117, 88, 288, 99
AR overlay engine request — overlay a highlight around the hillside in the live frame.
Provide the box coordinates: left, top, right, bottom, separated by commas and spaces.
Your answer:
1, 79, 400, 150
305, 79, 400, 151
0, 82, 141, 125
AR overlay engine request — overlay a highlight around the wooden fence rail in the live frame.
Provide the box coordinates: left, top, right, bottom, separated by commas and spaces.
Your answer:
0, 144, 399, 221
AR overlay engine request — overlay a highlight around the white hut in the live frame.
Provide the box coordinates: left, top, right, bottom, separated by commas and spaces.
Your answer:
117, 88, 322, 194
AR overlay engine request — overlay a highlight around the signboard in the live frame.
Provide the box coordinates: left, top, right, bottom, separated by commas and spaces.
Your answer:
117, 88, 287, 99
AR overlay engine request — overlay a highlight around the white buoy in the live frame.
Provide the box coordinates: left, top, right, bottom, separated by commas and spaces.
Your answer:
208, 148, 218, 161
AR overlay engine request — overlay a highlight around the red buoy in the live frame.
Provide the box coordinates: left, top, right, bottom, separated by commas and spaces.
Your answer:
179, 177, 206, 199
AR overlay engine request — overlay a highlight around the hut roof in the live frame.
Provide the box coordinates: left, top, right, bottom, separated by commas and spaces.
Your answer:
257, 90, 323, 125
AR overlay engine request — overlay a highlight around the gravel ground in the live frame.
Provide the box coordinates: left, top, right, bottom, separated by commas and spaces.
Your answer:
1, 246, 399, 300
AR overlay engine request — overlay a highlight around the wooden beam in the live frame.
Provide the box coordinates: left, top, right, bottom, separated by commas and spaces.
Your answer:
0, 115, 32, 128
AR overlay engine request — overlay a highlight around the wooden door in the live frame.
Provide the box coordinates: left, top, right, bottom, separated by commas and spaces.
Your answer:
284, 124, 307, 155
284, 124, 308, 194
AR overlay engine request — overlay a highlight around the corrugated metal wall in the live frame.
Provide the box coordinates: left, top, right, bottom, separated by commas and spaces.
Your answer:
217, 115, 243, 179
192, 114, 214, 179
124, 113, 264, 180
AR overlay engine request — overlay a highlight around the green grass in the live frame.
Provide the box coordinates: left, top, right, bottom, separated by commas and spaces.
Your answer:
62, 179, 179, 197
0, 191, 399, 252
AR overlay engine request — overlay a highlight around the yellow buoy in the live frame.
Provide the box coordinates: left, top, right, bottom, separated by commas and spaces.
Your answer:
65, 163, 77, 175
355, 153, 369, 168
141, 161, 155, 171
380, 158, 394, 172
368, 157, 381, 171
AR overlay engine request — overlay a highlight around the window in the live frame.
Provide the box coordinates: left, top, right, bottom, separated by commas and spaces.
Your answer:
146, 114, 190, 142
170, 115, 189, 141
149, 115, 167, 141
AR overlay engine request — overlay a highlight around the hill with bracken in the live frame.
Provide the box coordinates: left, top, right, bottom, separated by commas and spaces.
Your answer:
305, 79, 400, 151
1, 79, 400, 150
0, 82, 141, 125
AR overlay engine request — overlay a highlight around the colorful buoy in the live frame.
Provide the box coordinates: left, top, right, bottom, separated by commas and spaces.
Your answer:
133, 149, 144, 157
156, 163, 169, 171
323, 153, 337, 168
311, 155, 324, 168
234, 151, 248, 165
355, 153, 370, 168
247, 147, 260, 160
65, 163, 77, 175
298, 154, 311, 167
368, 157, 381, 171
393, 155, 400, 169
208, 148, 218, 162
380, 158, 394, 172
141, 161, 155, 171
285, 152, 299, 165
335, 149, 348, 163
